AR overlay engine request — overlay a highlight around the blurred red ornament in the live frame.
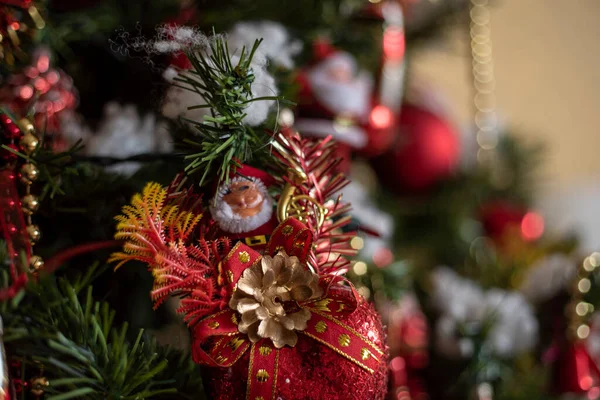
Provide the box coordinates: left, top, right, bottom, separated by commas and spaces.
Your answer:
521, 211, 544, 241
370, 105, 394, 130
363, 104, 397, 158
372, 103, 459, 192
552, 341, 600, 395
373, 247, 394, 268
386, 296, 429, 399
0, 47, 78, 135
480, 202, 544, 243
202, 299, 389, 400
383, 26, 405, 61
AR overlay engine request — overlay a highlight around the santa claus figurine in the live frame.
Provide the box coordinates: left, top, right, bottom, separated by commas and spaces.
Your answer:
294, 39, 397, 170
208, 165, 279, 250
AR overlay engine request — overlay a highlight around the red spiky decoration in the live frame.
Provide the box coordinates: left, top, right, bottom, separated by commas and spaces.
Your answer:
110, 132, 359, 323
273, 131, 357, 276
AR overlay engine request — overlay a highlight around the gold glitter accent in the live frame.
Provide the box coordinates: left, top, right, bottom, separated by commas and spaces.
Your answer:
311, 299, 332, 312
208, 321, 220, 329
231, 313, 239, 325
256, 369, 270, 383
259, 345, 272, 356
229, 337, 245, 352
315, 321, 327, 333
238, 251, 250, 263
294, 241, 305, 249
282, 225, 294, 236
337, 303, 346, 312
301, 332, 375, 374
361, 348, 372, 360
338, 334, 350, 347
309, 309, 384, 356
215, 355, 228, 364
227, 270, 235, 283
277, 176, 327, 230
256, 397, 264, 400
247, 345, 256, 397
272, 349, 280, 400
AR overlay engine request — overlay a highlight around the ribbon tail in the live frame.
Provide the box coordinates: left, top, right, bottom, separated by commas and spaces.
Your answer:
246, 339, 279, 400
191, 309, 250, 367
302, 308, 384, 374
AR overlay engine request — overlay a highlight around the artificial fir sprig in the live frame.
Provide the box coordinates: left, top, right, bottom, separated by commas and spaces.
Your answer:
173, 34, 284, 186
0, 262, 205, 399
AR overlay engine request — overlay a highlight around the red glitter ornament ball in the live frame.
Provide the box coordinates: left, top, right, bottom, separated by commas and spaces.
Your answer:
480, 201, 544, 244
0, 47, 78, 135
202, 300, 389, 400
371, 103, 459, 192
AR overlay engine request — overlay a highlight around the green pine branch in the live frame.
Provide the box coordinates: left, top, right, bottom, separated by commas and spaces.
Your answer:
174, 35, 283, 186
0, 262, 205, 399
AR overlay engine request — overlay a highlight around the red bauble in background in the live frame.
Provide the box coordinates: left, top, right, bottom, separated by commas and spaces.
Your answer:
551, 341, 600, 395
201, 300, 389, 400
0, 47, 78, 137
480, 201, 544, 244
371, 103, 459, 192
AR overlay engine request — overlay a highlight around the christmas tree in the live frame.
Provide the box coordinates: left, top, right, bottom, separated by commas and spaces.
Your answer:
0, 0, 595, 399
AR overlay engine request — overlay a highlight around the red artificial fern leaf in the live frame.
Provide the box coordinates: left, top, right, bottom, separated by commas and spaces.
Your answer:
273, 131, 357, 276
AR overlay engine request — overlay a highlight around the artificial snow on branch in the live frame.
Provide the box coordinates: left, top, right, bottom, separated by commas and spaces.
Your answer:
227, 21, 302, 69
154, 27, 283, 185
431, 267, 538, 359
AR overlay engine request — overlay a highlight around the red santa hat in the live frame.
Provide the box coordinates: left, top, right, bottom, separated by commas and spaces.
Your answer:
231, 164, 276, 187
307, 38, 358, 73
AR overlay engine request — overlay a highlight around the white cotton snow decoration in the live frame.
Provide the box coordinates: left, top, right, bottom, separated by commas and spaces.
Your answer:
484, 289, 538, 357
161, 84, 210, 126
519, 254, 577, 303
227, 21, 302, 69
431, 267, 538, 358
231, 54, 277, 127
159, 26, 279, 127
85, 103, 172, 176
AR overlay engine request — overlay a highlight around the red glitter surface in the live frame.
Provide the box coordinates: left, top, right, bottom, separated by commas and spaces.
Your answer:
202, 300, 389, 400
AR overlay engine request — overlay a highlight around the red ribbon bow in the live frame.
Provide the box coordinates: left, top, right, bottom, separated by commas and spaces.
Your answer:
191, 218, 384, 400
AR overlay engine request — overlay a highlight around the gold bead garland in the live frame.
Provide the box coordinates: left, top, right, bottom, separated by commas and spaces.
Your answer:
566, 253, 600, 341
19, 119, 42, 268
10, 117, 42, 272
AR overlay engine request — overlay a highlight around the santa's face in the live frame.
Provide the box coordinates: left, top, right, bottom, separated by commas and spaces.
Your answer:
222, 181, 264, 218
306, 53, 373, 119
210, 177, 274, 234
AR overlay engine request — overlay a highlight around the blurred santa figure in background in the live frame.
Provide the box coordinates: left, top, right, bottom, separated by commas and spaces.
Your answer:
294, 39, 397, 171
